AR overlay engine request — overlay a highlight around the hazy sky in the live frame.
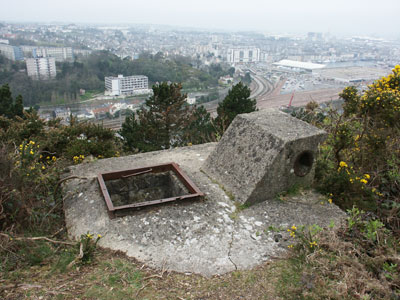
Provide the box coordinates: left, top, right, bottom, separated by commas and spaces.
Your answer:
2, 0, 400, 37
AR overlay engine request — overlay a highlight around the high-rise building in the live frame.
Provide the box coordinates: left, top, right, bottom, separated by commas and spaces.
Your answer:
20, 46, 74, 61
26, 57, 57, 80
0, 44, 24, 61
227, 48, 260, 64
33, 47, 74, 61
105, 75, 149, 96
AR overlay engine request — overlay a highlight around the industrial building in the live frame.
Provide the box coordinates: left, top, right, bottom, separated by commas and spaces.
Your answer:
105, 75, 149, 96
0, 44, 24, 61
26, 57, 57, 80
273, 59, 326, 72
227, 48, 260, 64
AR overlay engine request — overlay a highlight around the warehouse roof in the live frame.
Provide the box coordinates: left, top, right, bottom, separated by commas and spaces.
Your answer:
273, 59, 326, 70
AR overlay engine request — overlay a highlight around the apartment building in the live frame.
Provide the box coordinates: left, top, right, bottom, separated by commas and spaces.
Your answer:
227, 48, 260, 64
26, 57, 57, 80
0, 44, 24, 61
105, 75, 149, 96
20, 46, 73, 61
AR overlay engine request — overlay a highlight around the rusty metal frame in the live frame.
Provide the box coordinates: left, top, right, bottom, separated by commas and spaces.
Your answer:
97, 162, 204, 217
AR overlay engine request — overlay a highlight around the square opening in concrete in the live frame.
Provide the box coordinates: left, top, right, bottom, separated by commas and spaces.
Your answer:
98, 162, 204, 217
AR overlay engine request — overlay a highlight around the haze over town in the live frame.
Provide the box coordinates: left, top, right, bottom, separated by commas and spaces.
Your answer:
2, 0, 400, 38
1, 0, 399, 130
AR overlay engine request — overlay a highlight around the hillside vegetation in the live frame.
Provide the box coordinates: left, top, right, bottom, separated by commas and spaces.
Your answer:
0, 51, 232, 106
0, 67, 400, 299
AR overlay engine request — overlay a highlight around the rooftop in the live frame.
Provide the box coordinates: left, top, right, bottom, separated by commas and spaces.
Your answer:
273, 59, 326, 70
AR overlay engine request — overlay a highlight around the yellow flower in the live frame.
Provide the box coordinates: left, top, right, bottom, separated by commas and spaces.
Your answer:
328, 199, 333, 204
360, 179, 368, 184
30, 150, 34, 155
97, 234, 102, 238
309, 241, 318, 248
364, 174, 370, 179
42, 166, 45, 170
52, 156, 57, 161
291, 225, 297, 231
288, 244, 293, 249
339, 161, 348, 168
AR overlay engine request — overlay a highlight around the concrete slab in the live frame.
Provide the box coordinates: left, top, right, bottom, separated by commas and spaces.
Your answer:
63, 143, 345, 277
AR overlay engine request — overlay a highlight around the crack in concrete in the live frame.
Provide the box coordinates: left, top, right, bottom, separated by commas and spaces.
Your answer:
227, 217, 238, 270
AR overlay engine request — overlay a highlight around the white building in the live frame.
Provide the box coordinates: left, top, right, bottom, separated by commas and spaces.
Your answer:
34, 47, 73, 61
21, 46, 74, 61
273, 60, 326, 72
105, 75, 149, 96
227, 48, 260, 64
0, 44, 24, 61
26, 57, 57, 80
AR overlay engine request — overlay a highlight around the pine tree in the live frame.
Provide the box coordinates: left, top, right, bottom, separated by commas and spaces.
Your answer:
0, 84, 24, 118
183, 105, 215, 145
120, 82, 192, 152
13, 95, 24, 118
0, 84, 13, 118
215, 82, 257, 133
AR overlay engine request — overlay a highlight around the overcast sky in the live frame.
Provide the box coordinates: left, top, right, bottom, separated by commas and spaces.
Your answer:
2, 0, 400, 38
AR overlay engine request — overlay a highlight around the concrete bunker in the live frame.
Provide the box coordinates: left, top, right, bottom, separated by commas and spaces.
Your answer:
203, 108, 327, 205
98, 162, 204, 217
63, 109, 344, 277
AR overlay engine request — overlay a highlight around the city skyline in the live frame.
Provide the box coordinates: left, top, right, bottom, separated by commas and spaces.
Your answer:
1, 0, 400, 38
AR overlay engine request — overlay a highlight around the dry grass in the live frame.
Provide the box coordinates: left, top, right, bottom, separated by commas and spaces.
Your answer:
1, 221, 399, 300
1, 248, 282, 300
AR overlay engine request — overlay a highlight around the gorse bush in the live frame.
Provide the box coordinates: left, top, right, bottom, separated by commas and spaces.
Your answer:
0, 104, 123, 232
312, 65, 400, 230
0, 140, 60, 232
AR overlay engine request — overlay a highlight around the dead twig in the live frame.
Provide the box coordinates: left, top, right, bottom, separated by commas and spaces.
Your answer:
143, 274, 163, 280
0, 283, 43, 291
0, 232, 75, 246
51, 227, 65, 238
54, 175, 88, 201
67, 242, 84, 269
135, 282, 151, 297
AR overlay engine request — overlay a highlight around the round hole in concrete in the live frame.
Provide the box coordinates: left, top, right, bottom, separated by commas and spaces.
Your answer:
294, 151, 314, 177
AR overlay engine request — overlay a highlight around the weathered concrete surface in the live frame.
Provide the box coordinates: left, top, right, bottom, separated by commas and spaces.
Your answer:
63, 143, 345, 277
203, 109, 327, 205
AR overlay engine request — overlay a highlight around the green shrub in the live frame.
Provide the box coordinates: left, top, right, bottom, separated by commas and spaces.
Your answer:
310, 65, 400, 230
